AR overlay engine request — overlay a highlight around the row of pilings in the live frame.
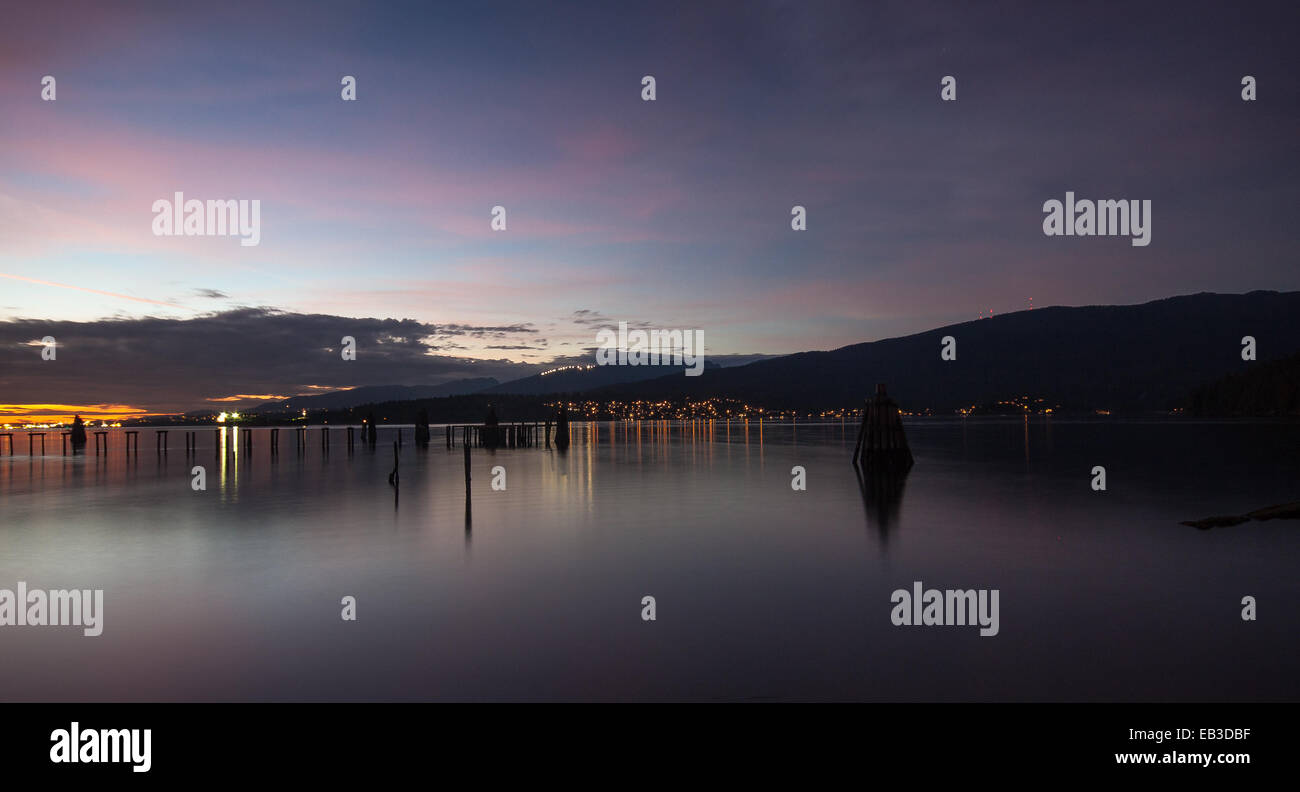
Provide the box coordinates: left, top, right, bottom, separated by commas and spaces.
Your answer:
1, 421, 566, 457
444, 421, 553, 449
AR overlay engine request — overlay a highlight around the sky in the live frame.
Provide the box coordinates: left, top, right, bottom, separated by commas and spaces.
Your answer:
1, 0, 1298, 419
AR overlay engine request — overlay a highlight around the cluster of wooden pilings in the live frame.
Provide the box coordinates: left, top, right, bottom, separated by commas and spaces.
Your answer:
853, 383, 914, 474
445, 422, 551, 449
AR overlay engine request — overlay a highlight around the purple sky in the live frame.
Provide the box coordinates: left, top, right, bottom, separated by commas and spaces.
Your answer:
1, 0, 1297, 413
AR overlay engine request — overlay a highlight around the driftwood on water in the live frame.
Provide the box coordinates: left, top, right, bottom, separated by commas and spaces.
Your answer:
1181, 501, 1300, 529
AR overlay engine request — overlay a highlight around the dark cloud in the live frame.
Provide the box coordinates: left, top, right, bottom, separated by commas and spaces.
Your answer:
193, 288, 228, 299
0, 309, 544, 413
569, 311, 655, 331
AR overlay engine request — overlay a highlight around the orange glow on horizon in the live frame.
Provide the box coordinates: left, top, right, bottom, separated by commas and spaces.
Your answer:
0, 404, 172, 427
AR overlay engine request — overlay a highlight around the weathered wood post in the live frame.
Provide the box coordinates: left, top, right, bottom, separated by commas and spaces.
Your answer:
463, 440, 471, 495
156, 429, 168, 454
554, 405, 570, 451
853, 383, 913, 473
415, 409, 430, 448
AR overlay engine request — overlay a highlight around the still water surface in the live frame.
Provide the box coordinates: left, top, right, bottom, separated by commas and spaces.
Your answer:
1, 419, 1296, 701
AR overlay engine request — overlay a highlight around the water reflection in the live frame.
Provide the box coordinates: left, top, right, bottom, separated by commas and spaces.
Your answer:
856, 467, 908, 547
2, 420, 1299, 701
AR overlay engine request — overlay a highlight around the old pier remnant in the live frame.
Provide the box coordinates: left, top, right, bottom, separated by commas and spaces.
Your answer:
553, 404, 571, 451
853, 383, 913, 473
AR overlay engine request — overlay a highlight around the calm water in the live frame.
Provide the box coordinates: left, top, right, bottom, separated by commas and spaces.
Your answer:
1, 419, 1297, 701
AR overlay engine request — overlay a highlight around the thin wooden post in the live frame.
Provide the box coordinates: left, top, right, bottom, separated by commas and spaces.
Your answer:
463, 441, 471, 495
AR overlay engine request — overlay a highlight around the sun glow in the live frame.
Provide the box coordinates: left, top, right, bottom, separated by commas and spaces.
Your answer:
0, 404, 162, 427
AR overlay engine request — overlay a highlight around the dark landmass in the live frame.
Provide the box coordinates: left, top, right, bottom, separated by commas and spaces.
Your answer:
487, 361, 722, 395
118, 291, 1300, 425
250, 378, 499, 411
1188, 351, 1300, 417
591, 291, 1300, 414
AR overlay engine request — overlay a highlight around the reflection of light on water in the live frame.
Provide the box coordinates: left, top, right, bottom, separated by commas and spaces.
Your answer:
219, 426, 239, 499
585, 422, 594, 508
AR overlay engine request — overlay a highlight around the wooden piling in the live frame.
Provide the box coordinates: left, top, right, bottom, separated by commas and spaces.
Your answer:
123, 430, 139, 454
853, 383, 913, 473
156, 429, 168, 453
554, 405, 570, 451
463, 441, 471, 495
